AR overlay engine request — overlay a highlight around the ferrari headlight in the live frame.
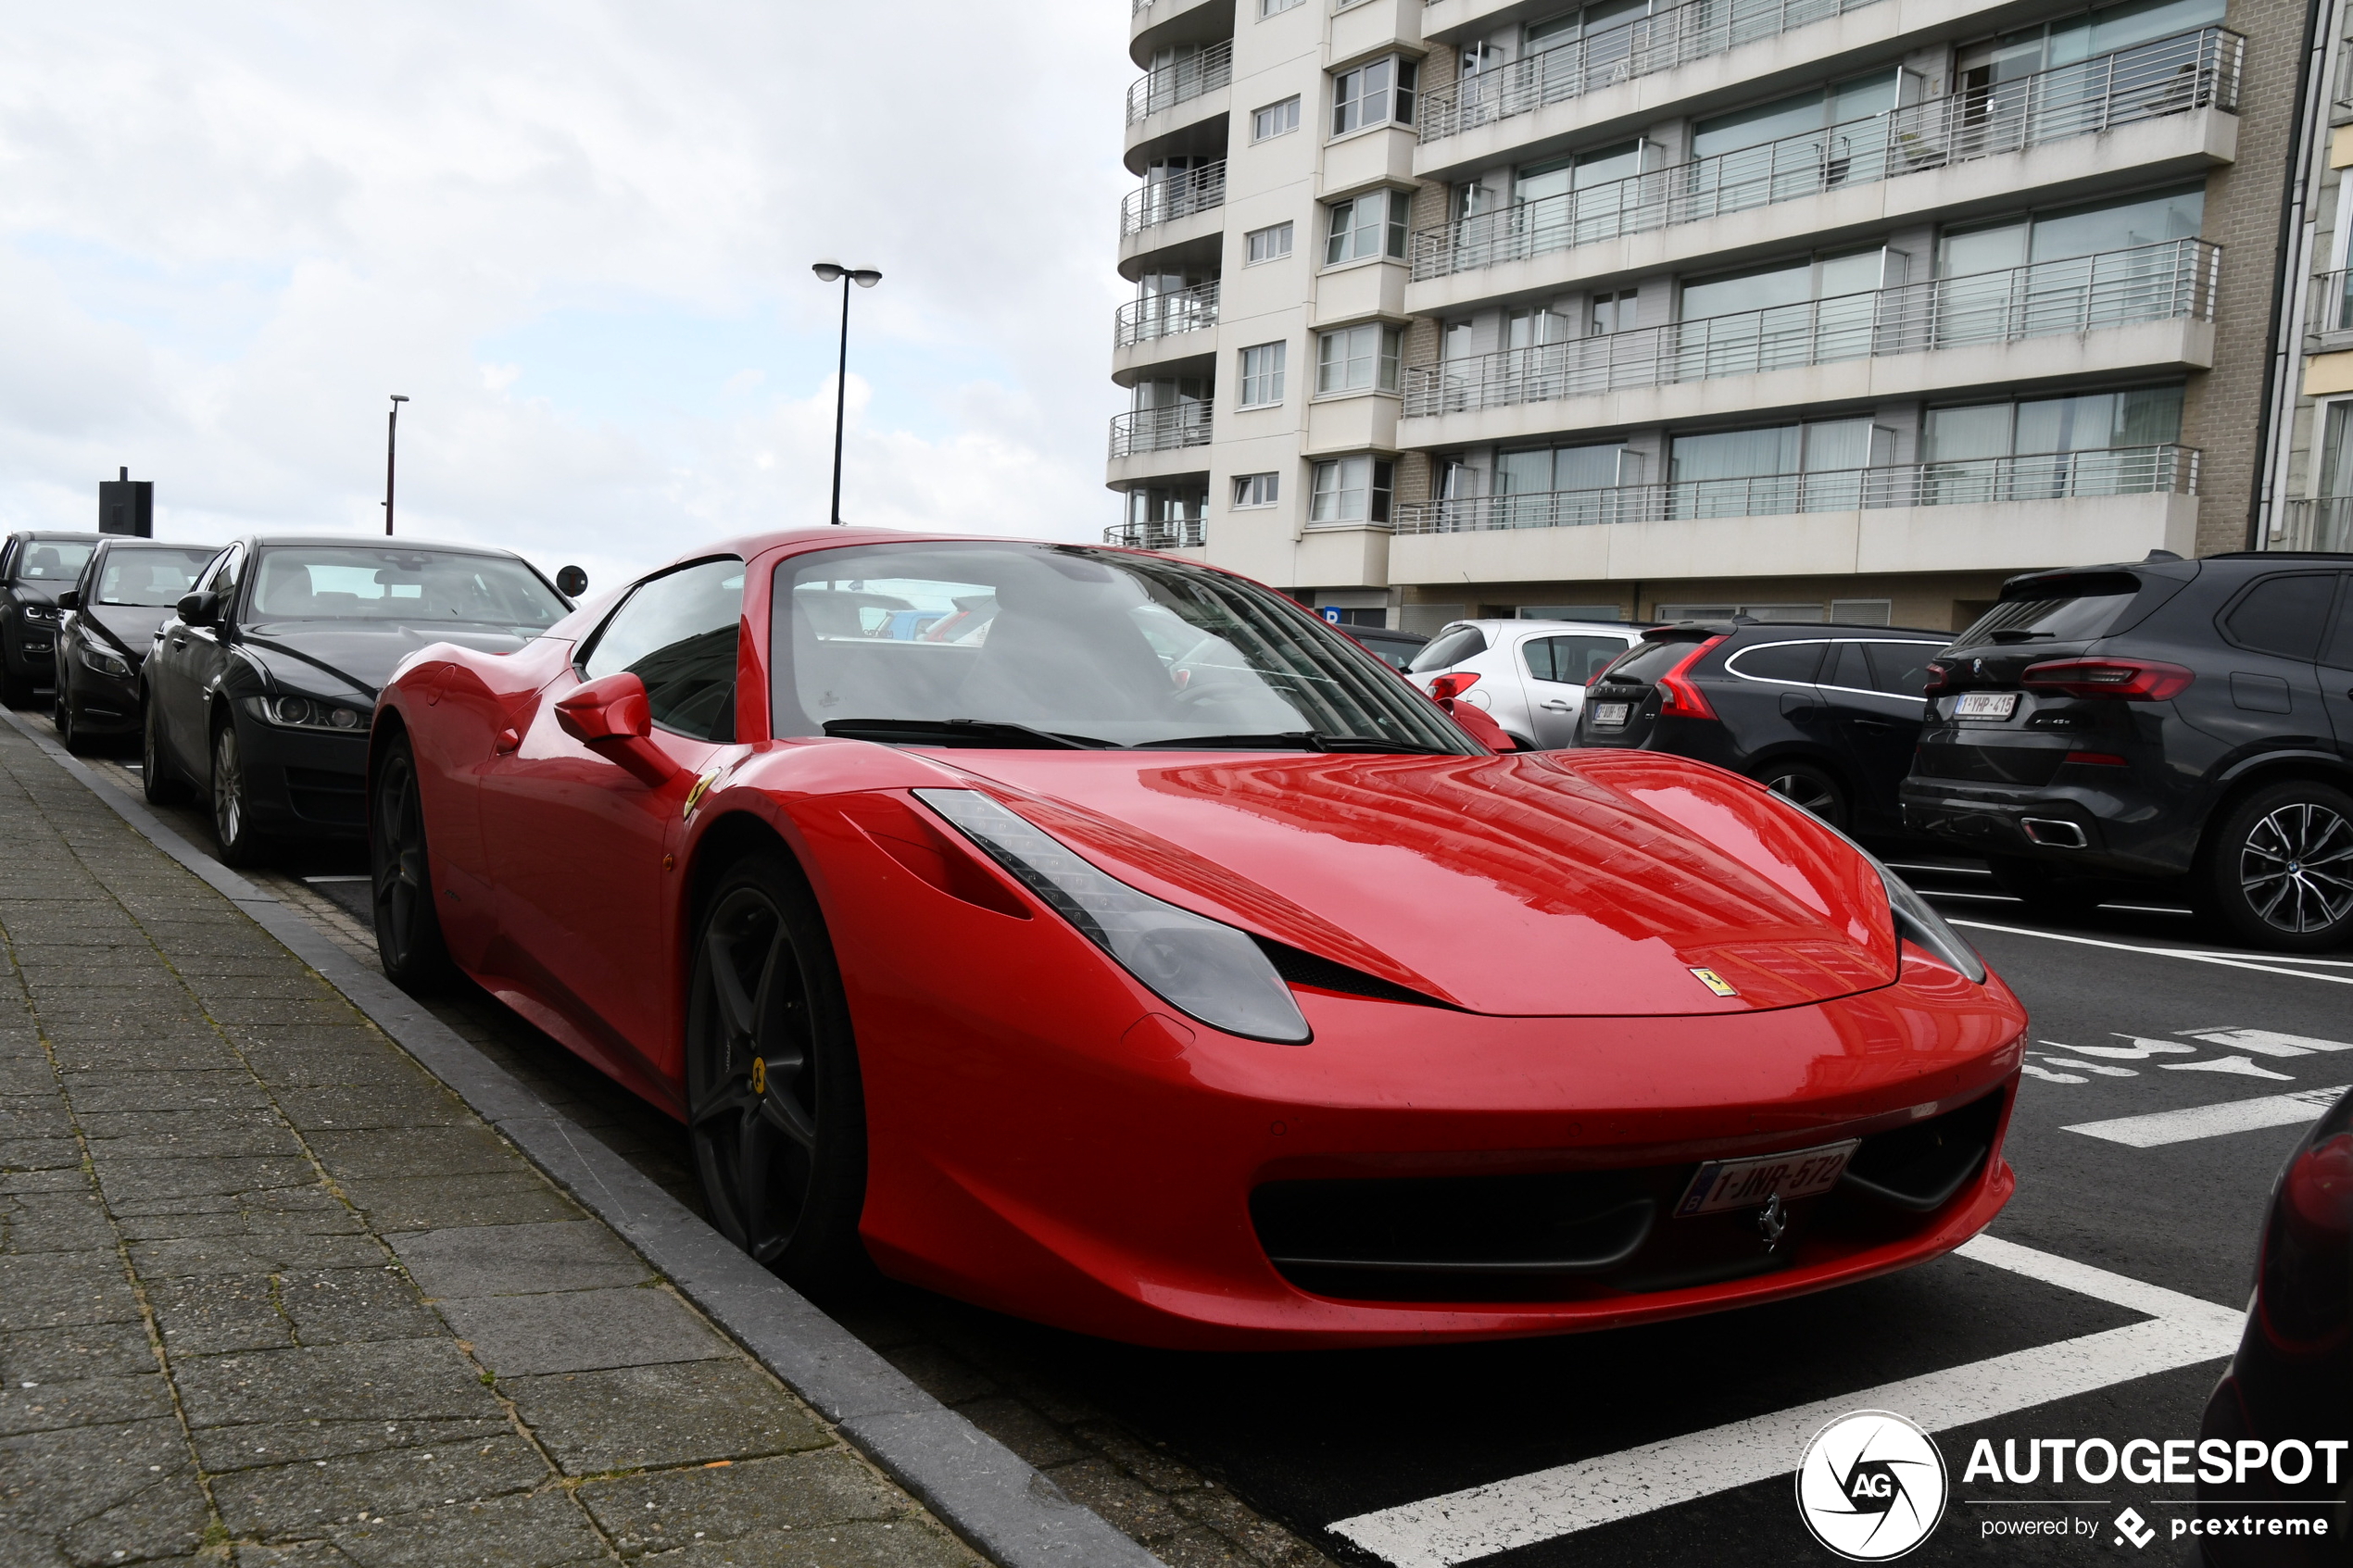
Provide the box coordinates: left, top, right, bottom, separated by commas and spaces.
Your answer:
79, 646, 131, 678
915, 788, 1311, 1044
1881, 865, 1986, 983
245, 694, 369, 733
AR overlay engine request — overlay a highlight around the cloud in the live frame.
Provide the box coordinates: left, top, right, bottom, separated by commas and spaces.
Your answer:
0, 0, 1137, 583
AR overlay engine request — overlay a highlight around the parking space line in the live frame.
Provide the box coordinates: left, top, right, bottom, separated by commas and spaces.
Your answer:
1324, 1237, 2241, 1568
2064, 1085, 2349, 1148
1948, 919, 2353, 985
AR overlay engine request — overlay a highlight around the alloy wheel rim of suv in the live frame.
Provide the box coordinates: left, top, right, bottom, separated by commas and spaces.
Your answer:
1764, 771, 1839, 822
2239, 803, 2353, 934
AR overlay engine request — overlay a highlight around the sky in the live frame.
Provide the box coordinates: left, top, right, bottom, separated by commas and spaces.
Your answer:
0, 2, 1137, 595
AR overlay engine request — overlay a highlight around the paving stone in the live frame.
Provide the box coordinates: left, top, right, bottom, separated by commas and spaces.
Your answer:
0, 1058, 63, 1096
953, 1396, 1088, 1469
113, 1188, 365, 1243
1073, 1422, 1205, 1493
94, 1154, 320, 1206
238, 1047, 439, 1089
204, 997, 370, 1031
0, 1321, 160, 1384
275, 1082, 473, 1133
317, 1487, 612, 1567
501, 1360, 830, 1474
0, 1252, 143, 1334
437, 1287, 728, 1378
0, 1372, 177, 1436
278, 1268, 443, 1346
44, 1036, 244, 1073
338, 1173, 580, 1233
390, 1223, 648, 1300
635, 1517, 981, 1567
211, 1436, 551, 1537
0, 1136, 82, 1173
1142, 1524, 1260, 1567
147, 1273, 296, 1357
127, 1231, 385, 1278
581, 1449, 902, 1551
1048, 1457, 1189, 1543
174, 1338, 503, 1436
79, 1117, 307, 1161
58, 1070, 272, 1114
0, 1418, 210, 1566
307, 1126, 522, 1183
192, 1414, 518, 1474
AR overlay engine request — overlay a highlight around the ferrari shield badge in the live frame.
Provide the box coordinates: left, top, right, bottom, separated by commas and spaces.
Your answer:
682, 771, 718, 821
1689, 967, 1739, 997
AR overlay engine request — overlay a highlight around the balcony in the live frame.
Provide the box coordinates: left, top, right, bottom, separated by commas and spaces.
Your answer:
1410, 28, 2242, 282
1404, 239, 2219, 418
1419, 0, 1889, 144
1121, 163, 1227, 237
1104, 518, 1208, 549
2281, 496, 2353, 551
1395, 445, 2196, 536
2308, 268, 2353, 337
1126, 41, 1232, 124
1115, 282, 1220, 350
1110, 403, 1214, 458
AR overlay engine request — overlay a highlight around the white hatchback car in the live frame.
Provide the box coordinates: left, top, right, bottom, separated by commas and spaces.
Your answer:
1406, 620, 1646, 750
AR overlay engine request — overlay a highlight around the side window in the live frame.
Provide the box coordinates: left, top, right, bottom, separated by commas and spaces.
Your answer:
1865, 642, 1941, 696
1821, 642, 1871, 691
203, 545, 246, 610
1526, 634, 1632, 685
2322, 575, 2353, 670
580, 558, 747, 742
1728, 641, 1824, 684
2224, 574, 2336, 661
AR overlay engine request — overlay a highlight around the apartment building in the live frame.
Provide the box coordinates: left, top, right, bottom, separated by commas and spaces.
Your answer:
1110, 0, 2320, 633
2270, 0, 2353, 550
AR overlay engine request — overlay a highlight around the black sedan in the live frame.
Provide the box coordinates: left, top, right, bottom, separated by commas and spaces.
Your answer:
1, 532, 102, 708
52, 539, 222, 754
2196, 1085, 2350, 1563
142, 535, 574, 866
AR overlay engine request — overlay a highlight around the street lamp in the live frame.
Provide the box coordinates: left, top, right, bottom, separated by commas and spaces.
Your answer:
812, 262, 882, 526
383, 395, 409, 536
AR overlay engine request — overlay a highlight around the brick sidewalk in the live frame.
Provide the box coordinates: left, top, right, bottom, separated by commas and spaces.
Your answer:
0, 722, 983, 1567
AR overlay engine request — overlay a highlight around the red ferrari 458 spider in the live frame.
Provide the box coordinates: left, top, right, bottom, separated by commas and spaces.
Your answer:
369, 529, 2027, 1349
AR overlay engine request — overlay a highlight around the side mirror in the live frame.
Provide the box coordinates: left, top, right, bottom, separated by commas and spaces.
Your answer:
176, 591, 220, 626
55, 590, 79, 611
554, 672, 679, 787
556, 565, 589, 598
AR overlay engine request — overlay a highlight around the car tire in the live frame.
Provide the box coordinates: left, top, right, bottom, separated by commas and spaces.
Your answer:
685, 849, 870, 1291
369, 730, 457, 989
141, 700, 192, 805
2200, 779, 2353, 952
208, 716, 270, 869
1987, 856, 2104, 916
1755, 761, 1849, 831
55, 687, 94, 757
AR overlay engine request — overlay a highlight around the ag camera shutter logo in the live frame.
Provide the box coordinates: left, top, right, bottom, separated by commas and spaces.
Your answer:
1795, 1411, 1948, 1561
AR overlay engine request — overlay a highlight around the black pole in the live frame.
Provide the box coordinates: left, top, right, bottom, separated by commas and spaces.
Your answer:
384, 403, 398, 537
830, 274, 849, 526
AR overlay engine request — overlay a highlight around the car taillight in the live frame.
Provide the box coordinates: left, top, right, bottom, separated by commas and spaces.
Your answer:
1656, 636, 1726, 721
1922, 660, 1953, 696
2258, 1131, 2351, 1351
2020, 658, 2195, 700
2063, 751, 2130, 767
1428, 671, 1480, 702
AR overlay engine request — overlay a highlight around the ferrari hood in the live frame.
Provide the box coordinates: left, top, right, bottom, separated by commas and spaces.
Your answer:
949, 749, 1900, 1017
235, 621, 536, 699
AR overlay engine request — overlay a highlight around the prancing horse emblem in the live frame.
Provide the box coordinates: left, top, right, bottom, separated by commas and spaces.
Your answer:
1757, 1194, 1790, 1248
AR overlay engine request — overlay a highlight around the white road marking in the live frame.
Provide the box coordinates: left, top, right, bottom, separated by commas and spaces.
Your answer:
1324, 1238, 2242, 1568
302, 875, 369, 884
2064, 1085, 2349, 1148
2037, 1055, 2137, 1077
2061, 1036, 2194, 1060
2021, 1062, 2087, 1084
1950, 920, 2353, 985
2162, 1056, 2294, 1081
2184, 1028, 2353, 1056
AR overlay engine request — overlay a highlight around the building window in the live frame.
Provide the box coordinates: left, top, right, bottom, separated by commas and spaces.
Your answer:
1310, 456, 1394, 523
1233, 472, 1281, 508
1589, 290, 1638, 334
1260, 0, 1304, 13
1316, 323, 1403, 395
1239, 342, 1288, 408
1325, 190, 1408, 264
1331, 56, 1417, 136
1252, 96, 1302, 141
1245, 221, 1294, 264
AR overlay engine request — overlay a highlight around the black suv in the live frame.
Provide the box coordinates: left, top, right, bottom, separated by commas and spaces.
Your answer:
1575, 620, 1953, 837
1901, 551, 2353, 950
0, 532, 103, 707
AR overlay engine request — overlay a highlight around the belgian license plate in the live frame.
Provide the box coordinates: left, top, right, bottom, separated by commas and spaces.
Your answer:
1591, 702, 1631, 726
1954, 692, 2018, 720
1674, 1140, 1859, 1218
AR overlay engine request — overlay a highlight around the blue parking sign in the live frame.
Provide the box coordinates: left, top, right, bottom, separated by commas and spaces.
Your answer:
1321, 608, 1342, 623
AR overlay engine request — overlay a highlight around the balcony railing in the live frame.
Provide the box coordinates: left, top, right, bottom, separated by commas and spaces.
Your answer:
1126, 40, 1232, 124
1421, 0, 1891, 144
1121, 161, 1227, 237
1393, 445, 2199, 533
1404, 239, 2219, 417
1412, 27, 2242, 282
1110, 403, 1214, 458
2309, 268, 2353, 334
1115, 282, 1221, 348
1104, 517, 1207, 548
2281, 495, 2353, 551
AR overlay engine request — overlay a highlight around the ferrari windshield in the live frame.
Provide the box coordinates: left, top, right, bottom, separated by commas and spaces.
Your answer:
248, 546, 567, 631
770, 542, 1475, 752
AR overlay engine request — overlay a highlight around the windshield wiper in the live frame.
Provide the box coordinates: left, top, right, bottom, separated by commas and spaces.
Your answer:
1129, 732, 1458, 755
822, 718, 1118, 750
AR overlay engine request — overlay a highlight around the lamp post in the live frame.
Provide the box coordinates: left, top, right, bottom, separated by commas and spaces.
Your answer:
383, 395, 409, 536
811, 262, 882, 525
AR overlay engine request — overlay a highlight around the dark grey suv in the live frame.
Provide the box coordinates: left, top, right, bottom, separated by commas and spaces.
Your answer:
1902, 551, 2353, 950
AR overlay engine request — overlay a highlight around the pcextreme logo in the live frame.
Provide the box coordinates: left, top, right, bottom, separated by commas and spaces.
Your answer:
1796, 1411, 1950, 1561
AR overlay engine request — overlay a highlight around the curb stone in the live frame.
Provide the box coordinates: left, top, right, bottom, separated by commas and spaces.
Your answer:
0, 705, 1166, 1568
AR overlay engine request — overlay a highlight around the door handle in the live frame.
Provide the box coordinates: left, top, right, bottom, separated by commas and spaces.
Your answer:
1539, 699, 1575, 711
170, 637, 187, 650
493, 727, 522, 755
1854, 718, 1894, 731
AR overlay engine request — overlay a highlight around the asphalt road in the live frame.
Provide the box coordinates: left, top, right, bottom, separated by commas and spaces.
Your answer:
37, 722, 2345, 1567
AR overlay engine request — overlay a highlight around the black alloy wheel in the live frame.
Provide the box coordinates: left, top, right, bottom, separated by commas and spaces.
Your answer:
2204, 780, 2353, 952
685, 852, 867, 1287
209, 717, 268, 868
142, 699, 190, 804
370, 732, 455, 987
1755, 761, 1848, 831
